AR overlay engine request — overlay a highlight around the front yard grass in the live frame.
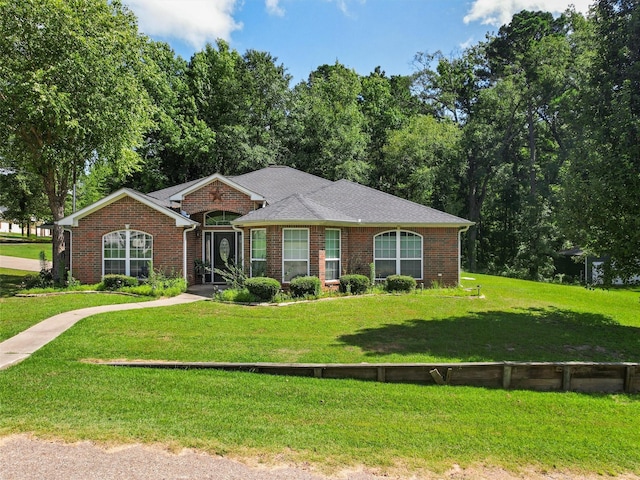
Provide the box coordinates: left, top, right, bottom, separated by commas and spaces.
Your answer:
0, 273, 639, 476
0, 242, 52, 260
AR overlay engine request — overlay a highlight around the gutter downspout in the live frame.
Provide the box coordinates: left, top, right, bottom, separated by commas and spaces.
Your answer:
458, 225, 471, 285
183, 224, 197, 283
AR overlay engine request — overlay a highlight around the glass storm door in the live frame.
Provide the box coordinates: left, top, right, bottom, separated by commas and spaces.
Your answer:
204, 231, 237, 283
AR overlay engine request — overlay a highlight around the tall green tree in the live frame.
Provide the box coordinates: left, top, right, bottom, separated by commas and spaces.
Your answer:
287, 63, 369, 182
0, 169, 49, 236
561, 0, 640, 281
0, 0, 154, 280
382, 115, 462, 210
186, 40, 291, 176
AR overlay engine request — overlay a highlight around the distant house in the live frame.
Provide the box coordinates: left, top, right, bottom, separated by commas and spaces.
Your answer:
556, 247, 640, 285
57, 166, 473, 287
0, 206, 52, 237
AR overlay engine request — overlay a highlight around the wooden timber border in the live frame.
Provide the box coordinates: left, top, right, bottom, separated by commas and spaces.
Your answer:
102, 361, 640, 394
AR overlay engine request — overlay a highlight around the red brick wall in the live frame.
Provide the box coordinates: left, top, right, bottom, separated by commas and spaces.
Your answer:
343, 227, 460, 286
241, 225, 460, 287
69, 197, 187, 285
182, 180, 259, 216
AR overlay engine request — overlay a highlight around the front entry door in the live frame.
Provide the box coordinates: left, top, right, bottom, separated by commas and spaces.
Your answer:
204, 231, 237, 283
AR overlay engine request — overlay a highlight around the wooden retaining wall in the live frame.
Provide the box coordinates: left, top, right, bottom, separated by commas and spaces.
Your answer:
103, 361, 640, 394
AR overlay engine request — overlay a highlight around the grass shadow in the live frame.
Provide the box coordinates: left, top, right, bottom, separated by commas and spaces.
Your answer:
337, 307, 640, 362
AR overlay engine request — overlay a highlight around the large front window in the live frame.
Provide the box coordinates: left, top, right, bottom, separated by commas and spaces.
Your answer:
374, 231, 422, 279
103, 230, 152, 278
251, 229, 266, 277
325, 229, 341, 281
283, 228, 309, 282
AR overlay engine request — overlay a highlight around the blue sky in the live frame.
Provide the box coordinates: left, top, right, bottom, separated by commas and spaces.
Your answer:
124, 0, 592, 84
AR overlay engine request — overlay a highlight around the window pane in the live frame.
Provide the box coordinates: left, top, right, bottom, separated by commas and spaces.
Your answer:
325, 229, 340, 258
206, 211, 241, 225
325, 259, 340, 281
400, 232, 421, 259
251, 260, 266, 277
400, 260, 421, 278
251, 230, 266, 260
284, 229, 308, 260
104, 259, 126, 275
284, 260, 307, 282
130, 232, 152, 259
375, 232, 396, 258
104, 232, 126, 259
375, 260, 396, 279
130, 260, 150, 278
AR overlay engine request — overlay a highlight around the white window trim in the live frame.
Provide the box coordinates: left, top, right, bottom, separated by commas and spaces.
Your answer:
282, 227, 310, 283
250, 228, 267, 277
325, 228, 341, 281
102, 229, 153, 278
373, 230, 423, 280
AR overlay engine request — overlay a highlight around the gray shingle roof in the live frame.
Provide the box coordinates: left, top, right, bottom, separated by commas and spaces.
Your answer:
146, 178, 202, 207
308, 180, 472, 225
234, 178, 472, 226
143, 165, 472, 227
237, 193, 357, 224
231, 166, 334, 203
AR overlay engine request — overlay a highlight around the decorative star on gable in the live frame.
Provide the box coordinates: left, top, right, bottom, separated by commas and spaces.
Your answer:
211, 185, 224, 202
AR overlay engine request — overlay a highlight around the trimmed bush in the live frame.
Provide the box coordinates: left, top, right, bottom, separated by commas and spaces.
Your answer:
101, 274, 139, 290
289, 276, 321, 298
245, 277, 281, 302
339, 274, 370, 295
385, 274, 417, 293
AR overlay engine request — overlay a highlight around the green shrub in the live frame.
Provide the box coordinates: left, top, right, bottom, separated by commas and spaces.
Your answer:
101, 274, 139, 290
215, 288, 255, 303
289, 276, 321, 298
339, 274, 370, 295
385, 274, 417, 293
245, 277, 281, 302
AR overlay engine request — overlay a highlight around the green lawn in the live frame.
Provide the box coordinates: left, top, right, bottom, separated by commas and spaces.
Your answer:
0, 268, 153, 340
0, 274, 639, 476
0, 242, 52, 260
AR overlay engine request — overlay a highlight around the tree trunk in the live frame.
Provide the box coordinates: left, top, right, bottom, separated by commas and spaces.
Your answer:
50, 205, 66, 283
527, 103, 537, 198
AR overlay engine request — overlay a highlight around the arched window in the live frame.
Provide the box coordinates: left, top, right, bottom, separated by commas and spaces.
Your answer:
204, 210, 241, 226
374, 231, 422, 280
103, 230, 153, 278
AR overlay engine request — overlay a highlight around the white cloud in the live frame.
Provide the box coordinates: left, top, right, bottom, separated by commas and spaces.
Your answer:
265, 0, 285, 16
124, 0, 242, 48
464, 0, 593, 26
326, 0, 366, 16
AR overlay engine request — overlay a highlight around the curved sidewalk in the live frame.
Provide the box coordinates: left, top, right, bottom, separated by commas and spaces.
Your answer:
0, 293, 206, 370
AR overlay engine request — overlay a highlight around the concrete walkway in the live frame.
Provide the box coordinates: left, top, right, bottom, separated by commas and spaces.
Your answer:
0, 255, 41, 272
0, 293, 206, 370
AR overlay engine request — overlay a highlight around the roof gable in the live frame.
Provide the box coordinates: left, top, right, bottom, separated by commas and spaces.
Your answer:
57, 188, 197, 227
166, 173, 265, 202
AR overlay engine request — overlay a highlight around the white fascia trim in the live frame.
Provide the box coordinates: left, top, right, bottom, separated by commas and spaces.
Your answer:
168, 174, 265, 202
233, 220, 475, 228
56, 189, 197, 228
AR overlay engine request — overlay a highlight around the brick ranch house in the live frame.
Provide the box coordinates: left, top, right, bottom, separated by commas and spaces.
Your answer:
57, 166, 473, 287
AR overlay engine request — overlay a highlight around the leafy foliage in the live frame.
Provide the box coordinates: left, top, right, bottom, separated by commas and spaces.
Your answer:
385, 275, 417, 293
244, 277, 281, 302
289, 276, 321, 298
339, 274, 370, 295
